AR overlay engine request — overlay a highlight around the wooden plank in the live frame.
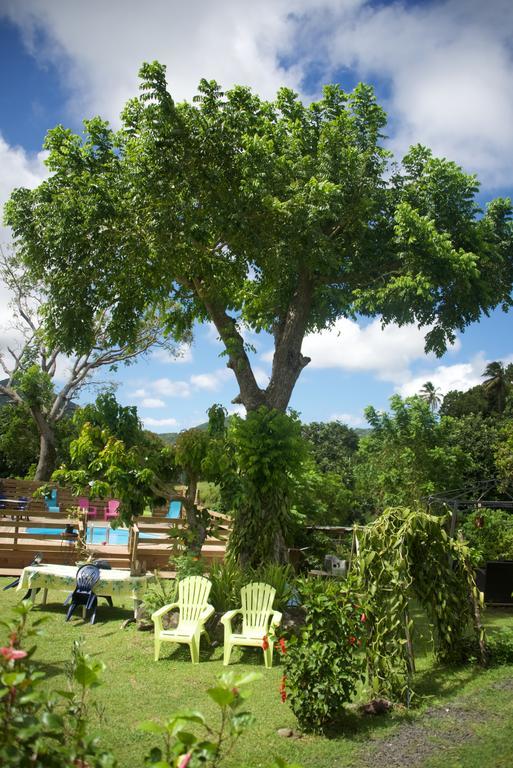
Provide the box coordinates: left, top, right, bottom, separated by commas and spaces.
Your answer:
0, 519, 80, 528
0, 532, 75, 541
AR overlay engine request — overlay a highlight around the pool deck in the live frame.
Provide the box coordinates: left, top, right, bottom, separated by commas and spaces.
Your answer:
0, 515, 226, 575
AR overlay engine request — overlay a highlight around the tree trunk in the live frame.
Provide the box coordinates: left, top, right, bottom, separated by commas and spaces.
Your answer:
197, 273, 314, 565
32, 411, 57, 481
182, 476, 207, 557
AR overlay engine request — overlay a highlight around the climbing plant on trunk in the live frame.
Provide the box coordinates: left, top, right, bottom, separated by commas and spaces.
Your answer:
5, 62, 513, 558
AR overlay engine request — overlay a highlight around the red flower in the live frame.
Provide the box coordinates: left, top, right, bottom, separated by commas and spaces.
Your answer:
360, 613, 367, 623
0, 646, 27, 661
262, 635, 269, 651
279, 675, 287, 702
178, 753, 192, 768
276, 637, 287, 655
231, 687, 239, 697
348, 635, 356, 646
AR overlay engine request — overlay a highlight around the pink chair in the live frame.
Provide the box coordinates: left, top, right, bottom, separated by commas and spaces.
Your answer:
105, 499, 120, 521
78, 497, 98, 519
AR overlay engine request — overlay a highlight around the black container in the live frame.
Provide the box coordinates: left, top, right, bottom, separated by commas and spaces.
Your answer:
484, 561, 513, 605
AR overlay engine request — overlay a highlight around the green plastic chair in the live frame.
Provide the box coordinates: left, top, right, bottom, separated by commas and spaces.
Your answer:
221, 582, 282, 668
151, 576, 214, 664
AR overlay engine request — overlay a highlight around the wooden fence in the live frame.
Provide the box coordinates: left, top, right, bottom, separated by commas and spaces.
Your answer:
0, 478, 230, 574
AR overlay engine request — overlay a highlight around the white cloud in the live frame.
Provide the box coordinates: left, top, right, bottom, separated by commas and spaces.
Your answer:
1, 0, 306, 125
398, 352, 513, 398
253, 366, 270, 388
3, 0, 513, 189
298, 318, 460, 384
153, 378, 191, 398
0, 133, 48, 354
321, 0, 513, 185
228, 404, 246, 418
141, 397, 165, 408
152, 343, 193, 365
328, 411, 365, 427
131, 388, 147, 398
190, 368, 231, 391
142, 416, 179, 429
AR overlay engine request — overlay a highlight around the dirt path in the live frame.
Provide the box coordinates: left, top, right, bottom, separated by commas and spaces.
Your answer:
357, 676, 513, 768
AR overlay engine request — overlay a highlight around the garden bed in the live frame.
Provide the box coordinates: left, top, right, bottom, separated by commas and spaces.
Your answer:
1, 578, 513, 767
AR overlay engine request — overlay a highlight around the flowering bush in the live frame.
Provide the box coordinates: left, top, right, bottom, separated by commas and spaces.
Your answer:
281, 577, 367, 733
0, 601, 116, 767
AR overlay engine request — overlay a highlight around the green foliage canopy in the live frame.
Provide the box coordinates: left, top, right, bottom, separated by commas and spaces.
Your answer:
355, 394, 468, 512
301, 420, 358, 480
5, 62, 513, 416
74, 390, 143, 449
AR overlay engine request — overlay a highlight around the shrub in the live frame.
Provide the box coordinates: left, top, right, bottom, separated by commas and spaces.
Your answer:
460, 508, 513, 566
282, 577, 366, 733
249, 563, 295, 613
142, 572, 177, 616
209, 560, 246, 613
174, 553, 206, 579
209, 562, 295, 614
0, 601, 116, 767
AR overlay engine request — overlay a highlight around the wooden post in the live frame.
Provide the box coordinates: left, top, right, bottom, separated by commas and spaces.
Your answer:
404, 607, 416, 674
347, 526, 359, 573
449, 501, 459, 539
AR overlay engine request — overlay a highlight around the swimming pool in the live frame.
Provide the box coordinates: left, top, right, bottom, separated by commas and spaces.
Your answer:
27, 500, 180, 544
26, 525, 165, 545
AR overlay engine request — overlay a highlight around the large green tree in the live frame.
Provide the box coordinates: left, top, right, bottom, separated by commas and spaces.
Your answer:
355, 395, 469, 512
0, 248, 181, 480
482, 361, 513, 415
5, 62, 513, 559
301, 420, 359, 480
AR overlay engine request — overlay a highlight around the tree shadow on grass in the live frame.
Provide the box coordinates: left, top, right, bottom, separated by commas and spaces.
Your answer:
413, 661, 482, 701
29, 601, 133, 623
32, 659, 68, 681
156, 641, 217, 664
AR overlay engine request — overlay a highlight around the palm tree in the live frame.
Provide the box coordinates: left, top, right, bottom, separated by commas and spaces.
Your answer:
419, 381, 442, 412
482, 361, 513, 414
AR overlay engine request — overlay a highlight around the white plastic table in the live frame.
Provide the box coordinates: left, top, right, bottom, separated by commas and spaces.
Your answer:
17, 563, 155, 618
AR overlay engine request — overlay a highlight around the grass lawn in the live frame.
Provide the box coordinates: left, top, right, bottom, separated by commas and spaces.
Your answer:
1, 577, 513, 768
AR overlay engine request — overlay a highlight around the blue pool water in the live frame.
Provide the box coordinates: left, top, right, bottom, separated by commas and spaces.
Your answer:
27, 526, 164, 544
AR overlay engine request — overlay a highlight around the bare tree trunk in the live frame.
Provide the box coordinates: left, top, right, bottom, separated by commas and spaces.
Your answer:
32, 411, 57, 481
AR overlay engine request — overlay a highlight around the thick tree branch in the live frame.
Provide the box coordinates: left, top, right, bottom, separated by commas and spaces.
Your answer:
0, 382, 24, 406
193, 278, 266, 411
265, 270, 314, 411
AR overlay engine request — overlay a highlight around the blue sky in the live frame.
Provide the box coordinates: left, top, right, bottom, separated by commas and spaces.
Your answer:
0, 0, 512, 432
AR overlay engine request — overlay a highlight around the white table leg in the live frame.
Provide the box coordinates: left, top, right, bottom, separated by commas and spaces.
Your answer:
41, 588, 48, 605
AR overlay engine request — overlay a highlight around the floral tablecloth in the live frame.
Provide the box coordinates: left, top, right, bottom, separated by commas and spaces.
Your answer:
17, 563, 154, 600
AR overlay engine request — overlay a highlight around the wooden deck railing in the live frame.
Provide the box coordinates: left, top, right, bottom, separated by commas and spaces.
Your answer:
0, 478, 231, 573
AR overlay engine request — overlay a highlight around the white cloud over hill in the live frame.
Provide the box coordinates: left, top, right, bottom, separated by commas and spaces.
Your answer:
398, 352, 513, 399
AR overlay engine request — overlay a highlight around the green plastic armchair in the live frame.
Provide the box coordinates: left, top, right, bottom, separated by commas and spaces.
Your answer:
221, 582, 282, 668
151, 575, 214, 664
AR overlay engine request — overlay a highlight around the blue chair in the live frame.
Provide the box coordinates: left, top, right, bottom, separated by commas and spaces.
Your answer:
45, 488, 59, 513
64, 564, 112, 624
166, 500, 182, 519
